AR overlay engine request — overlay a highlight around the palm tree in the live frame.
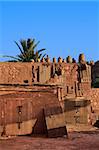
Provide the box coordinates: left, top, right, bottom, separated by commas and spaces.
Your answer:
1, 38, 46, 62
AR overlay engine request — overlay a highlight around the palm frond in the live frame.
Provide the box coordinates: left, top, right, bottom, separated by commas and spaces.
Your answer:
27, 38, 34, 51
1, 38, 47, 62
42, 54, 46, 58
7, 60, 17, 62
38, 48, 46, 54
1, 55, 19, 60
17, 54, 24, 60
38, 53, 42, 59
14, 41, 24, 55
33, 41, 40, 50
20, 40, 27, 53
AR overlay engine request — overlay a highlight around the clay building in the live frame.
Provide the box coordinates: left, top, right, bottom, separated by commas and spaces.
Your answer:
0, 54, 99, 137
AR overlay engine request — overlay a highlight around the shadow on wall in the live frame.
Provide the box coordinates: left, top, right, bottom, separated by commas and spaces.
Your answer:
32, 107, 68, 138
93, 120, 99, 128
64, 99, 91, 112
32, 109, 48, 137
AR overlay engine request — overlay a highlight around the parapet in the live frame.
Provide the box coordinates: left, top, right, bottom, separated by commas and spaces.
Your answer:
0, 54, 92, 88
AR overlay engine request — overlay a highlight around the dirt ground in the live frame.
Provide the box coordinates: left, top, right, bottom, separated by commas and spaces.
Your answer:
0, 130, 99, 150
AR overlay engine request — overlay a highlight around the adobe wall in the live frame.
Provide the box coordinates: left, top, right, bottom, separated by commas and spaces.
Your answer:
90, 89, 99, 112
0, 61, 99, 127
83, 88, 99, 112
0, 86, 60, 121
0, 62, 78, 86
0, 62, 33, 85
0, 85, 67, 137
0, 90, 60, 123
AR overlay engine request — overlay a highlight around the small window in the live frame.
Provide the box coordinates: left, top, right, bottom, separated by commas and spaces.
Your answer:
23, 80, 28, 83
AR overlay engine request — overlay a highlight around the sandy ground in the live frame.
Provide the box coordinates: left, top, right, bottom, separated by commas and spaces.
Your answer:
0, 130, 99, 150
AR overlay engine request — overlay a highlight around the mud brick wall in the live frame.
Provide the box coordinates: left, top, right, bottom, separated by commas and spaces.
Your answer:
49, 63, 78, 98
0, 86, 67, 136
0, 62, 98, 115
82, 88, 99, 112
89, 89, 99, 112
80, 82, 91, 96
0, 86, 60, 125
0, 62, 52, 85
64, 63, 78, 84
64, 98, 90, 124
0, 62, 78, 86
50, 63, 78, 84
64, 64, 78, 97
0, 62, 32, 85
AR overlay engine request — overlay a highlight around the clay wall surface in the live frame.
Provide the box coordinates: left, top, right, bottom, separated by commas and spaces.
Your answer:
0, 61, 99, 132
48, 63, 78, 98
0, 86, 60, 123
0, 62, 32, 85
0, 62, 78, 86
83, 88, 99, 112
0, 62, 98, 113
0, 86, 67, 137
64, 98, 90, 124
48, 63, 78, 83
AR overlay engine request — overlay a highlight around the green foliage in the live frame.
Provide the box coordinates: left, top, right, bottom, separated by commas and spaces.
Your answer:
2, 38, 46, 62
92, 82, 99, 88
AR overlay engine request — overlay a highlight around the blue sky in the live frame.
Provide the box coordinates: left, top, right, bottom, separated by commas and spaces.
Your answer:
0, 0, 99, 62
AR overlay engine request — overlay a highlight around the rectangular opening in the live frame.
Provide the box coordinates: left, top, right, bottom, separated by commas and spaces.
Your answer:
17, 106, 22, 129
37, 66, 40, 82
